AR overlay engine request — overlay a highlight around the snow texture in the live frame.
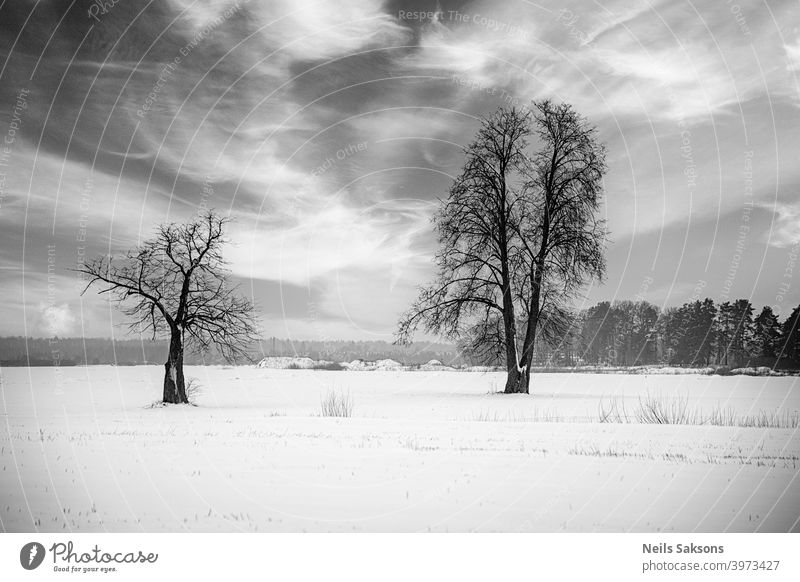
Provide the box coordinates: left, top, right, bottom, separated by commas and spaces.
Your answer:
1, 366, 798, 532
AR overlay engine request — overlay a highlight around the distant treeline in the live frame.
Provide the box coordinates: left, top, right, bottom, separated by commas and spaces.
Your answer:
504, 299, 800, 370
0, 336, 462, 367
4, 299, 800, 370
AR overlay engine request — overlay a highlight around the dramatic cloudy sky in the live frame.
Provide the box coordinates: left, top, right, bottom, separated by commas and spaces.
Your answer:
0, 0, 799, 343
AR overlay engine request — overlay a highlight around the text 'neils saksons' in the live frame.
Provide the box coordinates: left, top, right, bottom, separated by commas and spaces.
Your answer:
643, 543, 724, 554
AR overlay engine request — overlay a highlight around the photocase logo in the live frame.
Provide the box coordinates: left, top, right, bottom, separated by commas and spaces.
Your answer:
20, 542, 46, 570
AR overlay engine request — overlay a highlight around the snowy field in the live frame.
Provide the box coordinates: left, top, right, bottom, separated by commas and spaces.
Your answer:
1, 366, 798, 532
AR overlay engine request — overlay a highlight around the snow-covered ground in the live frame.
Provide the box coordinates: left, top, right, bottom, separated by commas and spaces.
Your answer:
1, 366, 798, 532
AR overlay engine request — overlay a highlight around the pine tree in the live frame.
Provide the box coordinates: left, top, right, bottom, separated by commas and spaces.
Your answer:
727, 299, 754, 367
753, 306, 782, 359
715, 302, 734, 365
780, 305, 800, 363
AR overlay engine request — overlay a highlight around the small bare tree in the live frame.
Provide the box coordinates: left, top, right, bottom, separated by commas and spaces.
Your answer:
398, 101, 606, 394
76, 211, 259, 404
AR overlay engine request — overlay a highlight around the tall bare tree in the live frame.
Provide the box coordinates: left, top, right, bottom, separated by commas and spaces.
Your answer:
76, 211, 259, 404
398, 101, 607, 394
397, 107, 531, 390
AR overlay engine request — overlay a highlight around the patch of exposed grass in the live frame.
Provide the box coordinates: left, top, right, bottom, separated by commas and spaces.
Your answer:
706, 407, 800, 428
320, 388, 354, 417
568, 444, 688, 463
469, 408, 564, 423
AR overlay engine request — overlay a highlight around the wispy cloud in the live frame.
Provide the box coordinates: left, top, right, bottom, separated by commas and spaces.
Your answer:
229, 197, 432, 286
785, 38, 800, 71
37, 302, 76, 336
760, 201, 800, 247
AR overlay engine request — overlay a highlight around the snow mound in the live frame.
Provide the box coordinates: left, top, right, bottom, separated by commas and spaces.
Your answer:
730, 366, 781, 377
340, 359, 370, 371
562, 365, 714, 375
373, 359, 404, 371
257, 356, 319, 369
339, 359, 406, 371
634, 366, 715, 375
418, 359, 456, 371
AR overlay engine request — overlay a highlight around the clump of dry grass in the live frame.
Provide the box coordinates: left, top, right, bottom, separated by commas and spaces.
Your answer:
320, 388, 354, 417
598, 395, 630, 423
598, 393, 798, 428
633, 392, 699, 424
706, 407, 800, 428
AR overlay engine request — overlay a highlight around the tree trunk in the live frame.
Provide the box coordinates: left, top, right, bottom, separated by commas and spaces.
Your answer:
502, 338, 522, 393
505, 272, 541, 394
504, 325, 532, 394
502, 313, 527, 393
163, 329, 188, 404
504, 365, 530, 393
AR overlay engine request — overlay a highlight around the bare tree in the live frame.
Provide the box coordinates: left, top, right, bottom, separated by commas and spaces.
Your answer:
397, 107, 530, 390
76, 211, 259, 404
511, 100, 607, 391
398, 101, 607, 394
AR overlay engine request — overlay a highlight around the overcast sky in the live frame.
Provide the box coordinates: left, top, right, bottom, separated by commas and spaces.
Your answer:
1, 0, 799, 343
